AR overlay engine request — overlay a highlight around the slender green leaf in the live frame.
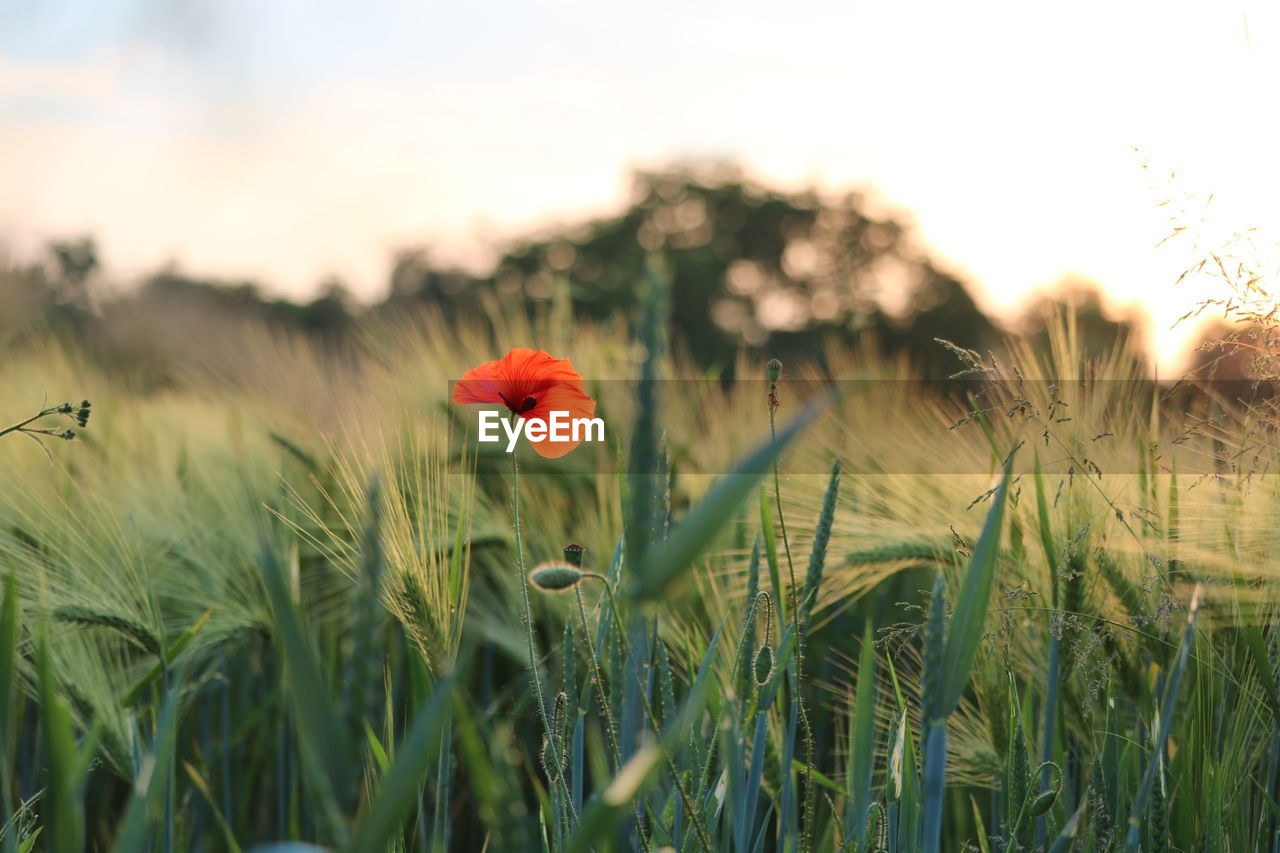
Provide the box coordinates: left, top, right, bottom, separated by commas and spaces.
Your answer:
633, 394, 833, 602
261, 542, 352, 833
344, 680, 453, 853
939, 456, 1013, 717
114, 678, 182, 853
845, 620, 877, 847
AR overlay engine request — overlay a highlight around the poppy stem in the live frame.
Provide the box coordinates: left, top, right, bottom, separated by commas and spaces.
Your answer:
769, 391, 798, 615
510, 414, 577, 827
770, 375, 816, 853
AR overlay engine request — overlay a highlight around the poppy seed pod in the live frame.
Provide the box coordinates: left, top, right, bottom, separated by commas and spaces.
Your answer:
562, 543, 585, 567
766, 358, 783, 383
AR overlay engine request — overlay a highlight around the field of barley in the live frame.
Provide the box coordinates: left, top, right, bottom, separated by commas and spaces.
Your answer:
0, 272, 1276, 853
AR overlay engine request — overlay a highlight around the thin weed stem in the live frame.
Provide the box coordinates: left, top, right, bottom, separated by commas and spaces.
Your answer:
0, 409, 57, 440
768, 394, 798, 612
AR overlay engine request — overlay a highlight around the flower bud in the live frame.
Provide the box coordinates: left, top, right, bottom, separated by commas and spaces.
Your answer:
754, 644, 774, 686
529, 562, 585, 592
1028, 788, 1057, 817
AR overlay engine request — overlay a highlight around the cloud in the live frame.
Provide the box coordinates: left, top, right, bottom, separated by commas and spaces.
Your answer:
0, 57, 119, 102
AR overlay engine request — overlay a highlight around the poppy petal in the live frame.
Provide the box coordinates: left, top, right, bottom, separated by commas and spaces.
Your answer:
453, 348, 597, 458
452, 361, 505, 405
523, 384, 597, 458
497, 348, 587, 401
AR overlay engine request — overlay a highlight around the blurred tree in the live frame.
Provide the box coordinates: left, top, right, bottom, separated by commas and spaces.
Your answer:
299, 278, 356, 340
134, 269, 353, 339
385, 248, 481, 317
1017, 278, 1144, 363
5, 167, 1055, 381
0, 258, 60, 344
47, 236, 99, 309
92, 267, 357, 388
477, 162, 1000, 375
0, 238, 99, 345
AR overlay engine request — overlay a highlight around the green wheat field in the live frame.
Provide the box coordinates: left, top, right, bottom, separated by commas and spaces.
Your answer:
1, 270, 1276, 853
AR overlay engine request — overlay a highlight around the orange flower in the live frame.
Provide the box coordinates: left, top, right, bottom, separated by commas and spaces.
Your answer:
452, 348, 597, 458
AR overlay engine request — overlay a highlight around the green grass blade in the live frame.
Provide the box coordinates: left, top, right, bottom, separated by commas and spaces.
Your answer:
1243, 623, 1280, 727
758, 487, 784, 624
37, 630, 82, 853
1031, 451, 1057, 606
632, 394, 832, 602
625, 258, 670, 576
845, 620, 877, 847
921, 720, 948, 853
260, 541, 352, 835
896, 712, 920, 853
113, 677, 182, 853
1124, 585, 1203, 852
0, 572, 17, 853
568, 631, 718, 853
970, 795, 993, 853
939, 455, 1013, 717
344, 679, 453, 853
123, 609, 212, 707
566, 743, 663, 853
182, 762, 243, 853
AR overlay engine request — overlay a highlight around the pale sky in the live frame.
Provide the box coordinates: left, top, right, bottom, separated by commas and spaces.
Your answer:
2, 0, 1278, 369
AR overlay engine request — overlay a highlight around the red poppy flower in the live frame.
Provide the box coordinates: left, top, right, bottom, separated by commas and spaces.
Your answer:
452, 348, 597, 458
